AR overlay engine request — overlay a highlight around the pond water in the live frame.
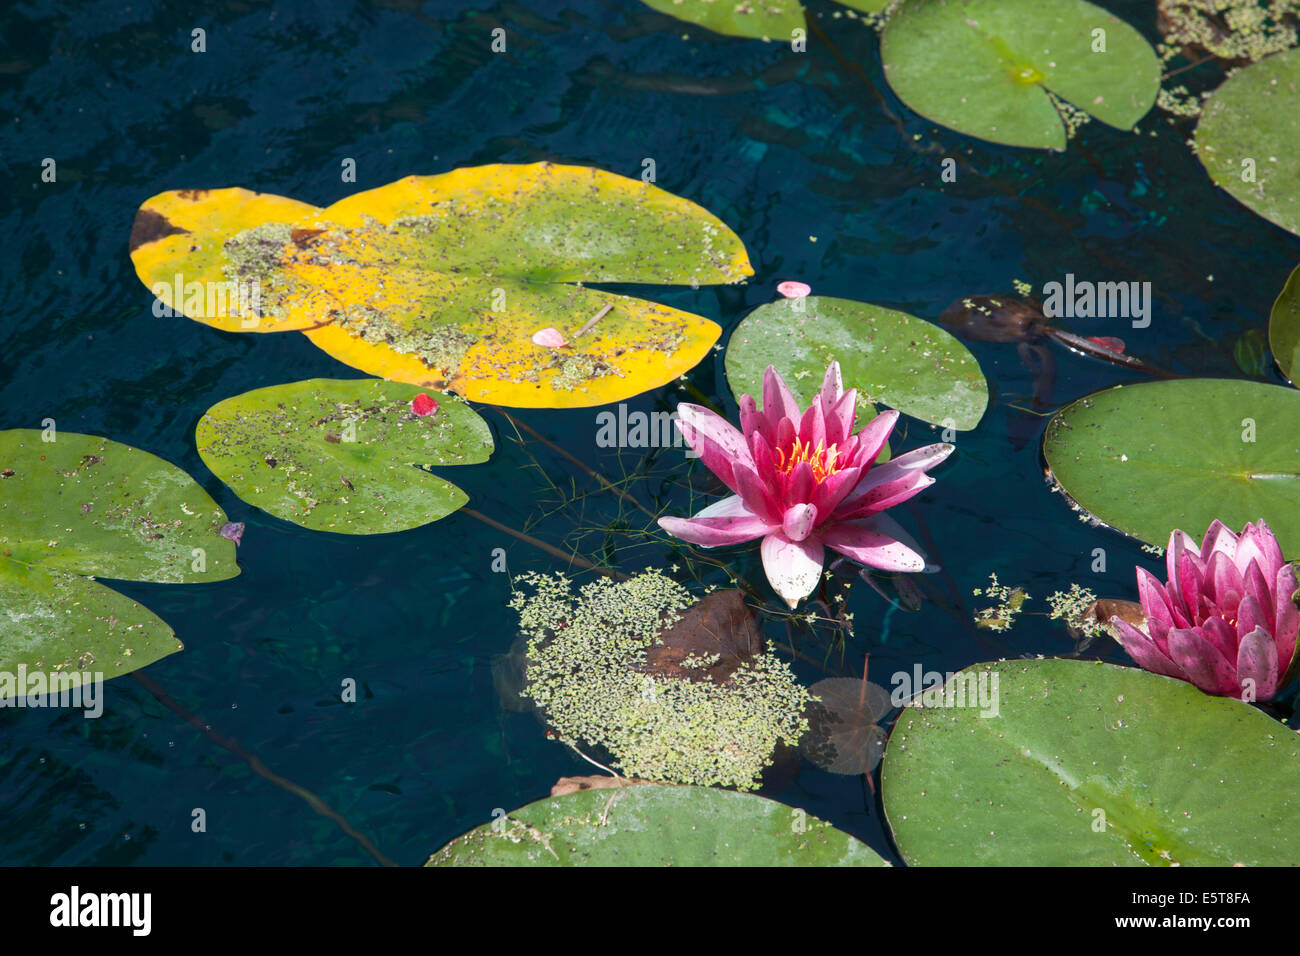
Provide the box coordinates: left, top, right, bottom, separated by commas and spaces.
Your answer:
1, 0, 1297, 865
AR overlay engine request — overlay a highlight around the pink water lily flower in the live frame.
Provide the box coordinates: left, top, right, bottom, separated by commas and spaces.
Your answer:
658, 362, 953, 607
1111, 520, 1299, 701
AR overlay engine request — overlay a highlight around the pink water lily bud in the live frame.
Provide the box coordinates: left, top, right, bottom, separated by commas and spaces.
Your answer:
1111, 520, 1299, 701
410, 393, 439, 417
657, 361, 953, 608
218, 522, 245, 546
531, 327, 568, 348
777, 281, 812, 299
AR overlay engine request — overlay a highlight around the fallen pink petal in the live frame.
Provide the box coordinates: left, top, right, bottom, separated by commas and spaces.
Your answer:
410, 392, 439, 417
531, 327, 568, 348
218, 521, 245, 546
658, 360, 953, 607
777, 281, 812, 299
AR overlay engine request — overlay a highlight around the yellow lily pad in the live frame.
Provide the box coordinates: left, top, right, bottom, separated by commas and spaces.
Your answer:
129, 164, 753, 408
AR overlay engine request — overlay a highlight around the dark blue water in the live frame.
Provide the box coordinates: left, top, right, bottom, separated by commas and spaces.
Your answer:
2, 0, 1297, 865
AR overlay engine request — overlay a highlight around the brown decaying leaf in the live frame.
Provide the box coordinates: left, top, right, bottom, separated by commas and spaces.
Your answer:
550, 775, 656, 797
800, 677, 893, 776
640, 589, 762, 684
1087, 598, 1147, 639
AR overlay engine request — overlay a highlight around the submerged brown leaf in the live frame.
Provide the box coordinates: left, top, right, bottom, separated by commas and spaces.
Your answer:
1086, 598, 1147, 639
800, 677, 893, 776
641, 589, 762, 684
550, 775, 656, 796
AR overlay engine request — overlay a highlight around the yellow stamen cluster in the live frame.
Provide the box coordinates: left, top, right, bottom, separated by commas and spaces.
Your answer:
775, 437, 843, 483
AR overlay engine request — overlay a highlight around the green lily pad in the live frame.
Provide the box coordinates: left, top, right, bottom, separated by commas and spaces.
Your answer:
880, 0, 1160, 150
427, 784, 890, 866
0, 430, 237, 689
638, 0, 892, 40
725, 296, 988, 430
1195, 48, 1300, 237
640, 0, 804, 40
882, 658, 1300, 865
1042, 378, 1300, 554
196, 378, 493, 534
1270, 263, 1300, 384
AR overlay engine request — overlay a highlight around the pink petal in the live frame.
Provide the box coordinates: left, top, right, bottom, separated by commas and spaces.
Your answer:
411, 392, 439, 417
1200, 519, 1238, 563
824, 389, 857, 446
1274, 562, 1299, 676
1135, 567, 1174, 648
798, 397, 827, 448
1236, 625, 1278, 701
1111, 618, 1186, 681
761, 532, 825, 607
777, 281, 811, 299
833, 472, 934, 522
819, 360, 844, 409
1166, 529, 1198, 615
1241, 520, 1285, 583
657, 512, 772, 548
1167, 627, 1240, 696
1235, 592, 1268, 643
821, 520, 926, 572
675, 403, 754, 495
833, 440, 949, 517
531, 327, 568, 348
762, 366, 801, 435
733, 461, 781, 524
809, 462, 865, 518
852, 410, 899, 467
782, 503, 819, 542
1205, 550, 1245, 611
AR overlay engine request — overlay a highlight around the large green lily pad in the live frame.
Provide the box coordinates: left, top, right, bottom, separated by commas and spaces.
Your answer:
428, 784, 890, 866
1270, 263, 1300, 384
880, 0, 1160, 150
0, 430, 238, 689
1195, 48, 1300, 237
725, 296, 987, 430
1043, 379, 1300, 554
882, 658, 1300, 865
196, 378, 493, 534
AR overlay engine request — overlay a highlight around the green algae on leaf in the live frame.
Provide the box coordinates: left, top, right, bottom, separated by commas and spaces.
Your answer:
1194, 47, 1300, 236
880, 0, 1160, 150
1042, 379, 1300, 554
195, 378, 493, 534
428, 784, 890, 866
0, 430, 237, 688
725, 295, 988, 430
882, 659, 1300, 865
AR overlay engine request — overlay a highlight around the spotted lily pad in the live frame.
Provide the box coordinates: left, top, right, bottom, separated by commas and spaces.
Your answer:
0, 430, 238, 691
725, 296, 988, 429
639, 0, 891, 41
1042, 379, 1300, 554
428, 784, 890, 866
195, 378, 493, 534
130, 164, 752, 408
1270, 263, 1300, 384
880, 0, 1160, 150
1194, 48, 1300, 237
882, 659, 1300, 865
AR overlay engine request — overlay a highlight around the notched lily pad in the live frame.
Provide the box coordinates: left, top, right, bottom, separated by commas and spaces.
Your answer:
725, 295, 988, 429
131, 164, 754, 408
0, 430, 236, 689
1195, 48, 1300, 237
195, 378, 493, 534
882, 659, 1300, 865
1042, 379, 1300, 554
881, 0, 1160, 150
